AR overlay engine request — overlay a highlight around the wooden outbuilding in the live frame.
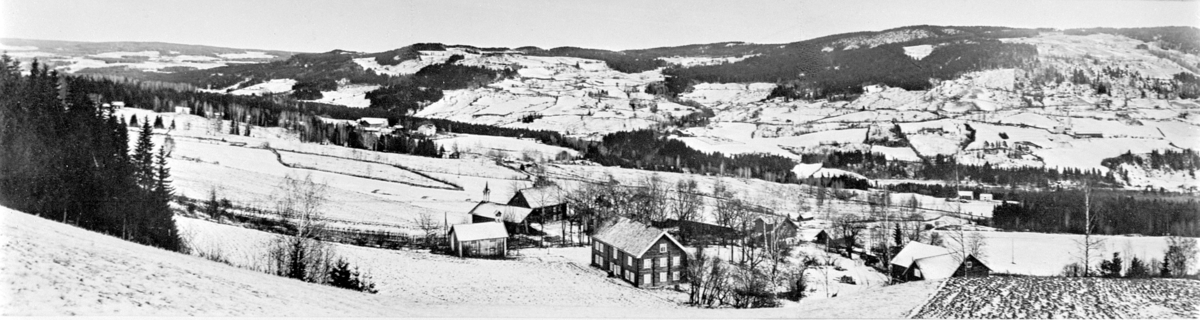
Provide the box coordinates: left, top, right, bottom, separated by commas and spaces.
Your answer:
890, 242, 991, 281
507, 186, 568, 222
448, 222, 508, 258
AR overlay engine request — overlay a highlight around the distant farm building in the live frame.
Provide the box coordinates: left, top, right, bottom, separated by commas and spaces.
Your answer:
468, 201, 535, 234
416, 121, 437, 136
796, 229, 830, 244
750, 216, 801, 247
1072, 131, 1104, 139
979, 193, 994, 201
891, 242, 991, 281
507, 187, 567, 222
174, 106, 192, 114
592, 218, 687, 288
957, 191, 975, 200
1052, 125, 1072, 134
357, 117, 389, 128
447, 222, 508, 258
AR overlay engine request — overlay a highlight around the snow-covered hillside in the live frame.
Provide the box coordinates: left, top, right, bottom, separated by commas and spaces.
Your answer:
3, 206, 947, 317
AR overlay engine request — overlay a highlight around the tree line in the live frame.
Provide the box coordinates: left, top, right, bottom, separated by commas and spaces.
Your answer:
0, 57, 182, 251
992, 189, 1200, 237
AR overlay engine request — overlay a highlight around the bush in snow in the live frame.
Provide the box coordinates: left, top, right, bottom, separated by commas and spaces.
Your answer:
326, 258, 378, 294
1099, 252, 1123, 278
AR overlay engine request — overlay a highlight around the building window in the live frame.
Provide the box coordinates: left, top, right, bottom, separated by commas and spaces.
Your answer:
659, 257, 667, 267
595, 255, 601, 265
659, 272, 667, 282
672, 256, 680, 266
626, 256, 632, 266
659, 243, 667, 253
611, 250, 617, 259
594, 241, 600, 250
643, 273, 651, 285
673, 271, 680, 281
642, 258, 650, 269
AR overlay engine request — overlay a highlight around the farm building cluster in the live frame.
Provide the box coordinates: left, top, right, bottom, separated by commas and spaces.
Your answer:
442, 182, 994, 289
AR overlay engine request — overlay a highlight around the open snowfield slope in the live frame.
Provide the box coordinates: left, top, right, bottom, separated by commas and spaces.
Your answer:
913, 277, 1200, 319
0, 207, 411, 317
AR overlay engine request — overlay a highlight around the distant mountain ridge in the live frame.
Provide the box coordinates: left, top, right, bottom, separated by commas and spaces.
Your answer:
5, 25, 1197, 101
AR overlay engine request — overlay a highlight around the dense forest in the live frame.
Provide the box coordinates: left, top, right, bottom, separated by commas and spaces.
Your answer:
993, 189, 1200, 237
587, 130, 798, 183
0, 57, 182, 251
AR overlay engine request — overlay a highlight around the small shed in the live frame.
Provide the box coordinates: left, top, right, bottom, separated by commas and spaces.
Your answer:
174, 106, 192, 114
448, 222, 508, 258
978, 193, 994, 201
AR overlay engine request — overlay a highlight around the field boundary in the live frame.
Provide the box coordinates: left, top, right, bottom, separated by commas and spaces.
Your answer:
264, 147, 464, 191
906, 278, 951, 318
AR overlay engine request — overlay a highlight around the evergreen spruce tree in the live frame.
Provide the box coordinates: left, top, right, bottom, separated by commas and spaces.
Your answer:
130, 114, 139, 127
133, 121, 156, 189
154, 115, 164, 129
149, 146, 181, 251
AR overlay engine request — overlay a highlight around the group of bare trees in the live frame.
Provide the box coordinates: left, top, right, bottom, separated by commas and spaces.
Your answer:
262, 174, 377, 293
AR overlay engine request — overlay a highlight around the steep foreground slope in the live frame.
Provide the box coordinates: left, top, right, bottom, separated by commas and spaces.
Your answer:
1, 205, 944, 317
0, 206, 407, 317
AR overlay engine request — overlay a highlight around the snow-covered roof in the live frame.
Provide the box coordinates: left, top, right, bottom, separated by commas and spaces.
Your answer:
514, 186, 565, 208
796, 229, 827, 241
468, 201, 533, 223
593, 218, 683, 258
912, 253, 960, 280
358, 117, 388, 126
449, 223, 508, 242
891, 242, 952, 268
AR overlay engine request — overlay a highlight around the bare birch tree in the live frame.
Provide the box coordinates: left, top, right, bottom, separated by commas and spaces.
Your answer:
267, 174, 334, 283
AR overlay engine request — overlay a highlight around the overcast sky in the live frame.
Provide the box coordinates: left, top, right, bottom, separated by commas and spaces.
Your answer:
2, 0, 1197, 53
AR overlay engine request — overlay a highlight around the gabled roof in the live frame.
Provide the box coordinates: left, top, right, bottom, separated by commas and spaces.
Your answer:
796, 228, 827, 241
514, 186, 565, 208
468, 201, 533, 223
891, 242, 952, 268
912, 253, 960, 280
449, 223, 508, 242
593, 218, 684, 258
